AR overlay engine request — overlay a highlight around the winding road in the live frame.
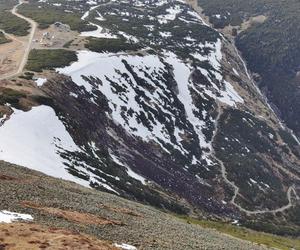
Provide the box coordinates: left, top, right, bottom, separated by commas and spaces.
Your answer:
210, 105, 299, 216
219, 154, 298, 215
1, 0, 298, 216
0, 0, 37, 80
185, 0, 300, 216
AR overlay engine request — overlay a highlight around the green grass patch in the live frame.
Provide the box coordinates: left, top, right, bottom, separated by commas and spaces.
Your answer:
177, 215, 300, 250
85, 37, 142, 53
26, 49, 77, 72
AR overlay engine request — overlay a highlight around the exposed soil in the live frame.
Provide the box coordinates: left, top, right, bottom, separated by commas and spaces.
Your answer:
32, 24, 79, 50
0, 0, 37, 80
22, 201, 124, 226
0, 36, 25, 78
0, 223, 117, 250
98, 204, 143, 218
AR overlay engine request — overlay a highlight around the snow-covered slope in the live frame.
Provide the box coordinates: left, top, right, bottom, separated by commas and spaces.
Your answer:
57, 49, 242, 161
0, 105, 90, 187
1, 0, 299, 223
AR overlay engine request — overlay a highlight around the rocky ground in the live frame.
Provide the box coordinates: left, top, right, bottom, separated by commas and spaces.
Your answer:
0, 161, 268, 250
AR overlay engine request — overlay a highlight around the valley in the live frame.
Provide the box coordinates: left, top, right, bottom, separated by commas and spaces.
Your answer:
0, 0, 300, 247
1, 161, 300, 249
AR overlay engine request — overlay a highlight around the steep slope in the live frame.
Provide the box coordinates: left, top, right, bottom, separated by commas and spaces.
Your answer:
0, 161, 273, 250
0, 0, 299, 235
197, 0, 300, 140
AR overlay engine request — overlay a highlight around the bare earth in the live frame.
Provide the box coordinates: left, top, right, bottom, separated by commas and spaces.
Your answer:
0, 0, 37, 80
0, 33, 25, 79
32, 24, 79, 50
0, 223, 117, 250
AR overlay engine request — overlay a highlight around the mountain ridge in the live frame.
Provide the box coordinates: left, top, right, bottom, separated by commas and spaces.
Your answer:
0, 0, 299, 238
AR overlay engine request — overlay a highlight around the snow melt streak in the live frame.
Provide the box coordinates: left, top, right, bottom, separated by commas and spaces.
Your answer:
57, 51, 190, 153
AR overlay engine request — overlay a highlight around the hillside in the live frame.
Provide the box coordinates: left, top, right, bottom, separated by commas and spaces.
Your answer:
0, 0, 299, 242
197, 0, 300, 141
0, 161, 276, 250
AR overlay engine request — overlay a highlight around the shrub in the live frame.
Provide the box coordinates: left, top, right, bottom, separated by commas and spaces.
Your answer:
26, 49, 77, 72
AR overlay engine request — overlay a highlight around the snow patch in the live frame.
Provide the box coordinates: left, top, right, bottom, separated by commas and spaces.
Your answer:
232, 68, 240, 76
114, 243, 137, 250
110, 152, 146, 185
80, 24, 117, 39
35, 78, 47, 87
0, 106, 90, 188
158, 5, 182, 24
0, 210, 33, 223
164, 51, 209, 148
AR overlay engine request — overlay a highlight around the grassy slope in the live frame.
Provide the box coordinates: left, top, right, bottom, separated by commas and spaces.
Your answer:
0, 0, 30, 36
0, 0, 16, 11
178, 216, 300, 250
0, 161, 273, 250
85, 37, 142, 53
0, 12, 30, 36
18, 3, 94, 32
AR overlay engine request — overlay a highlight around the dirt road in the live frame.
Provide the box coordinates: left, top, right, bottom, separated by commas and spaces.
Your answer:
211, 105, 298, 215
0, 0, 37, 80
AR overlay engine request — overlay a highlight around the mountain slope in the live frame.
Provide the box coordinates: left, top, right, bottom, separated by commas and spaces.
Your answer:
0, 0, 299, 236
197, 0, 300, 141
0, 161, 274, 250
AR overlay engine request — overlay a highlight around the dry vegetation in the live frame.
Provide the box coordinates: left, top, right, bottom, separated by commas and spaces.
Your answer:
0, 223, 117, 250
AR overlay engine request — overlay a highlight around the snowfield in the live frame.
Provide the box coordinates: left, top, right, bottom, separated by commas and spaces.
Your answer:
0, 105, 90, 187
57, 44, 243, 161
57, 51, 187, 152
0, 0, 244, 192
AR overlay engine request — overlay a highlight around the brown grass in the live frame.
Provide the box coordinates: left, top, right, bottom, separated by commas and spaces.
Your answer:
21, 201, 124, 226
98, 204, 143, 218
0, 174, 18, 181
0, 223, 118, 250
